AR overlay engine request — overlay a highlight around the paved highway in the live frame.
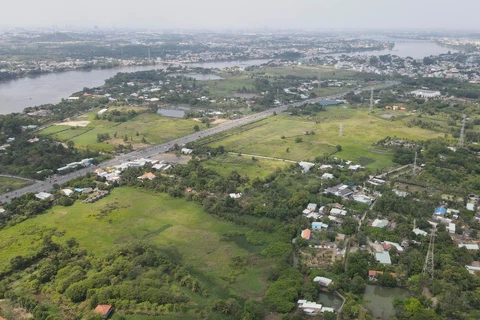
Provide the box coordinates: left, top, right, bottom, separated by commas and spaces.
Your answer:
0, 81, 399, 203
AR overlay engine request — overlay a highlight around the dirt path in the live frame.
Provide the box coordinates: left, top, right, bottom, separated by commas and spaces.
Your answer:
228, 152, 297, 163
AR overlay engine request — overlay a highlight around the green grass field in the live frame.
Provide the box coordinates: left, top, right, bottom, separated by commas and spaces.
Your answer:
200, 74, 255, 97
0, 177, 33, 194
0, 187, 267, 302
257, 65, 358, 79
203, 153, 290, 179
39, 111, 203, 151
205, 107, 442, 171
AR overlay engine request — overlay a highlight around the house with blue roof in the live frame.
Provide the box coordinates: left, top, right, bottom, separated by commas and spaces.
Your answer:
434, 207, 447, 216
312, 222, 329, 230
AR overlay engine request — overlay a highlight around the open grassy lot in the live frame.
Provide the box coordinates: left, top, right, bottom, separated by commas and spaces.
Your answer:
0, 187, 267, 302
205, 107, 442, 171
39, 110, 202, 151
203, 153, 290, 179
0, 176, 33, 194
257, 65, 358, 79
200, 74, 255, 97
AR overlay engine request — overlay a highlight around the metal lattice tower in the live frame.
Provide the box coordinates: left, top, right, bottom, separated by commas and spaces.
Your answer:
370, 88, 374, 111
423, 228, 436, 279
339, 123, 343, 137
459, 114, 466, 148
413, 151, 417, 176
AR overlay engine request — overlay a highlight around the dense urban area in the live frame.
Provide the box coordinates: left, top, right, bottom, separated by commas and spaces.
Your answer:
0, 28, 480, 320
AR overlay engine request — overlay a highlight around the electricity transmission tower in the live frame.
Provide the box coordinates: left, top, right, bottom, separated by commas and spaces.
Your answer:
458, 114, 466, 148
423, 228, 436, 279
339, 123, 343, 137
370, 88, 374, 111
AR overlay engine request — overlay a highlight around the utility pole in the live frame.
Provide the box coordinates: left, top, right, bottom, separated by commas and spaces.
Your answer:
423, 228, 436, 279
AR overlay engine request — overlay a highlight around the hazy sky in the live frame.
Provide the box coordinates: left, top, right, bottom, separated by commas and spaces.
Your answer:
2, 0, 479, 30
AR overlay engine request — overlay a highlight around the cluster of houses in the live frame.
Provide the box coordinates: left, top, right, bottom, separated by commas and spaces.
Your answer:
297, 276, 336, 315
385, 105, 407, 111
57, 158, 93, 173
301, 202, 348, 231
323, 183, 375, 206
94, 158, 173, 182
85, 189, 109, 203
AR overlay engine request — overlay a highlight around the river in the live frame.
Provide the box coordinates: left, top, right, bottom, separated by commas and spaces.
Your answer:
0, 41, 455, 114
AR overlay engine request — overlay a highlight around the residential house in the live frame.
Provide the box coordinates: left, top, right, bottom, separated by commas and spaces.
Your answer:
368, 270, 400, 281
301, 229, 311, 240
352, 194, 373, 205
329, 216, 344, 225
181, 148, 193, 155
312, 222, 329, 230
368, 177, 386, 186
138, 172, 156, 181
382, 241, 404, 253
319, 164, 333, 170
35, 192, 53, 201
60, 189, 74, 197
297, 300, 323, 315
299, 161, 315, 174
466, 261, 480, 274
369, 218, 389, 228
152, 163, 166, 171
448, 223, 456, 234
459, 244, 479, 250
410, 89, 441, 98
413, 228, 428, 237
348, 164, 363, 172
434, 206, 447, 216
324, 184, 353, 198
307, 203, 317, 212
330, 208, 347, 216
447, 208, 460, 219
375, 251, 392, 265
467, 203, 475, 211
93, 304, 113, 319
229, 193, 242, 199
313, 276, 333, 287
321, 173, 334, 180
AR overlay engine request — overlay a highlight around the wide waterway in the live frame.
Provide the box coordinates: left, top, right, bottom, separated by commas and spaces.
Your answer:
0, 41, 455, 114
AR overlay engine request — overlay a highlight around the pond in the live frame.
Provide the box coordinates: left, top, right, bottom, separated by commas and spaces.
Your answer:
318, 292, 343, 310
170, 73, 223, 80
363, 285, 408, 320
157, 106, 192, 118
186, 73, 223, 80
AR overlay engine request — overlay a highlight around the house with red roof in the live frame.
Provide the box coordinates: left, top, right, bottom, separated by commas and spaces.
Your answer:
93, 304, 113, 319
301, 229, 311, 240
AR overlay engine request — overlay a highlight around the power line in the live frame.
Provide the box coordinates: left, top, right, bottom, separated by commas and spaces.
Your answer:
459, 114, 466, 148
370, 88, 374, 111
423, 228, 436, 279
